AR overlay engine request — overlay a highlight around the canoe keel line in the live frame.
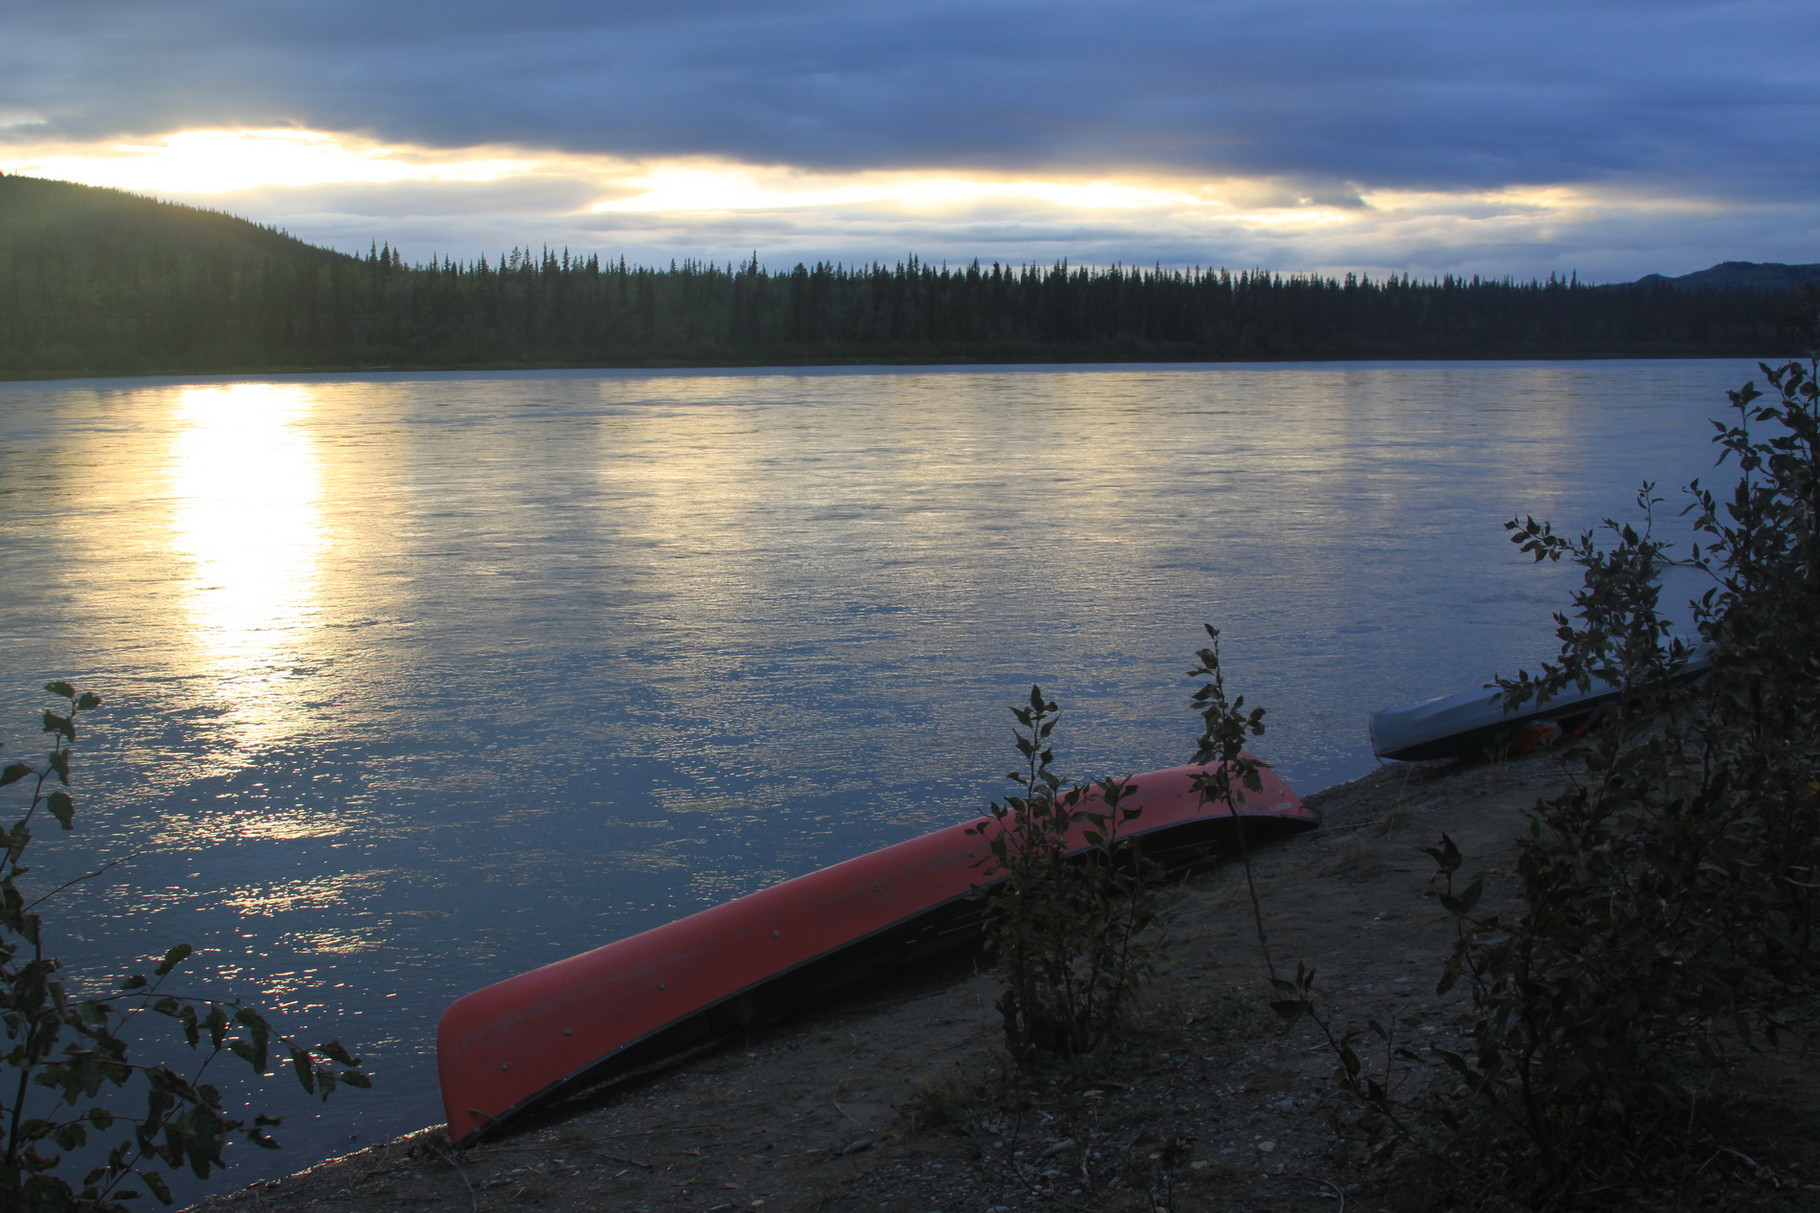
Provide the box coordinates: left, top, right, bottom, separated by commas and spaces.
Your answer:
436, 761, 1313, 1146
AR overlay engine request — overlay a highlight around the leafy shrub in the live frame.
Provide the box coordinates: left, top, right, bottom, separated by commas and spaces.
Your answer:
975, 628, 1281, 1066
2, 683, 368, 1212
1413, 357, 1820, 1204
972, 686, 1156, 1063
1185, 627, 1276, 974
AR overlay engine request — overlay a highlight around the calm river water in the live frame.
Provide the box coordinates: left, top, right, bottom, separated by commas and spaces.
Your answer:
0, 359, 1761, 1191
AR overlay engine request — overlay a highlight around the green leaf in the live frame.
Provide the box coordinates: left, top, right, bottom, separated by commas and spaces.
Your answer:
43, 680, 75, 698
0, 762, 30, 787
319, 1039, 359, 1066
206, 1005, 231, 1050
290, 1048, 317, 1094
1434, 1048, 1476, 1079
1420, 833, 1463, 875
48, 791, 74, 830
236, 1007, 271, 1069
154, 944, 193, 977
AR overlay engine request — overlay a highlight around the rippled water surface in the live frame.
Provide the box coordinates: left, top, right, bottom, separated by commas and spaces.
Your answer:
0, 359, 1756, 1189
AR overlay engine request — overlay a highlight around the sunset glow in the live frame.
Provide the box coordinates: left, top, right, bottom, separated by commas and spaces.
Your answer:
0, 121, 1792, 281
3, 127, 1319, 219
4, 128, 544, 195
1, 0, 1809, 280
0, 126, 1424, 266
587, 161, 1227, 214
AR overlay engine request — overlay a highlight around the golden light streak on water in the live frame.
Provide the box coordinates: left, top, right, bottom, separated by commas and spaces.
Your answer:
167, 382, 326, 753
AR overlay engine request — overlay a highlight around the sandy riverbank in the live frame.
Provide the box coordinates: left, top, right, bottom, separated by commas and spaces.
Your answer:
188, 750, 1820, 1213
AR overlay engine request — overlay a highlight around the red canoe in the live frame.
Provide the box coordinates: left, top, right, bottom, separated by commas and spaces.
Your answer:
437, 760, 1313, 1146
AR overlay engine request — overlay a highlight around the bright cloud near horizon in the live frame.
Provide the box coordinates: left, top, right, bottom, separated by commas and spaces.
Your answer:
2, 1, 1815, 282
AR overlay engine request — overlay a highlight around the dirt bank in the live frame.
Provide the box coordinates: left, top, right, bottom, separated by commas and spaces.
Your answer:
190, 751, 1820, 1212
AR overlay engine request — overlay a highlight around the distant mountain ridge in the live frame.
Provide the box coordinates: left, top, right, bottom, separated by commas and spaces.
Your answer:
1635, 261, 1820, 290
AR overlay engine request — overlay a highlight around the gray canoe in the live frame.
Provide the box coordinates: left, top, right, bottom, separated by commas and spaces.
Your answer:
1368, 647, 1712, 762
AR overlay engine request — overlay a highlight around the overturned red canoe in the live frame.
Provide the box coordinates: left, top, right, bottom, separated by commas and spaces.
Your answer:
437, 760, 1313, 1146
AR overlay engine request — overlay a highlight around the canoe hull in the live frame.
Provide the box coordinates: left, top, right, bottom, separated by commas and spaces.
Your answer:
436, 761, 1312, 1146
1369, 650, 1713, 762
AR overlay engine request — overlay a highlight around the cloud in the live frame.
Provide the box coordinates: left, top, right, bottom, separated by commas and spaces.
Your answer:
108, 164, 1791, 284
5, 2, 1815, 195
1, 2, 1813, 278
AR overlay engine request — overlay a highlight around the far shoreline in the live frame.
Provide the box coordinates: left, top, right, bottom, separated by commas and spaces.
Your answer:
0, 349, 1771, 388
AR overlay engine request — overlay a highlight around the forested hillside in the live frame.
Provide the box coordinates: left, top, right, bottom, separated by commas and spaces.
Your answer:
1, 174, 1808, 377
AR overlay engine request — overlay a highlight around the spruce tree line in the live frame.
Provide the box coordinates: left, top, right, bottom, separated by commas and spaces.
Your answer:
0, 175, 1802, 376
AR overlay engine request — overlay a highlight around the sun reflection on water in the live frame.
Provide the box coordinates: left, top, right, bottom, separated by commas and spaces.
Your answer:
167, 383, 326, 751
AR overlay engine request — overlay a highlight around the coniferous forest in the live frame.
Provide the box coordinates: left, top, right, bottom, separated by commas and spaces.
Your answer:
1, 173, 1812, 378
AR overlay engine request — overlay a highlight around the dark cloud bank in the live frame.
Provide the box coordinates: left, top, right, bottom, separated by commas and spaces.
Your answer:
5, 0, 1816, 204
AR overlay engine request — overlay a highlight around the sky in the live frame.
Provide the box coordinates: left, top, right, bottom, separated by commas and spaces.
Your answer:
1, 0, 1816, 281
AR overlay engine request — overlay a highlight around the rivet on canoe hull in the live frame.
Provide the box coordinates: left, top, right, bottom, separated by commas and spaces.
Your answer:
500, 1062, 510, 1071
659, 982, 667, 991
562, 1027, 573, 1036
772, 929, 781, 937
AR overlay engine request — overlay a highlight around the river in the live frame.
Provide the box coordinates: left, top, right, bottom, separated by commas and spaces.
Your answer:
0, 357, 1762, 1193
